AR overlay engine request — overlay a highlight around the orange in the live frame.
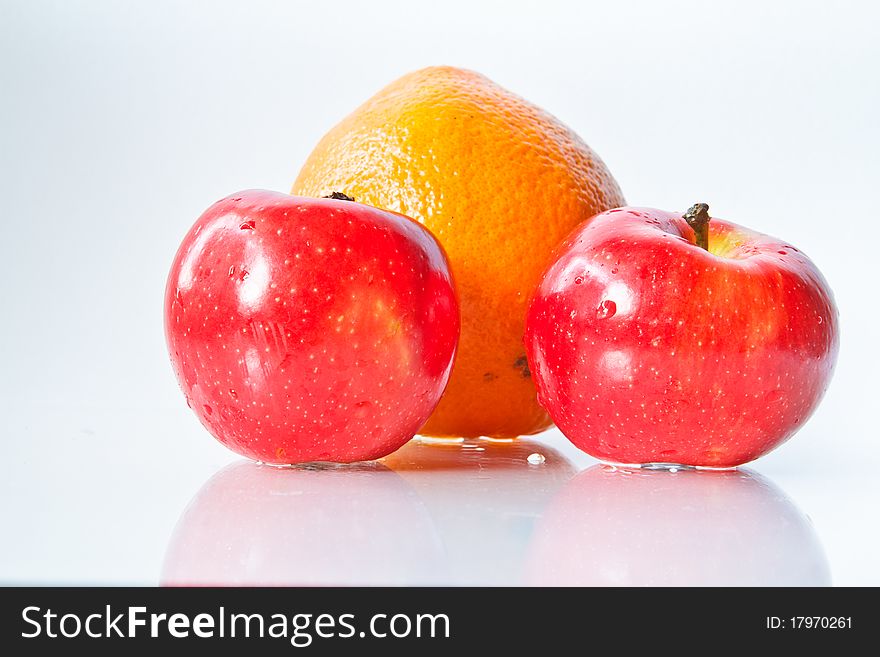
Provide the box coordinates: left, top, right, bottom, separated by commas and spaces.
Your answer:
293, 66, 625, 437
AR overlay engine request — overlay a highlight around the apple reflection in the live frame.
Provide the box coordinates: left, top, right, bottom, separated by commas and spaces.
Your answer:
162, 438, 574, 586
525, 465, 830, 586
162, 461, 445, 586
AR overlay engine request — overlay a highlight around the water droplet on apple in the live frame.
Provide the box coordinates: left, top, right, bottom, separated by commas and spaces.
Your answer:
203, 404, 213, 416
611, 267, 619, 274
239, 219, 255, 230
527, 452, 545, 465
596, 299, 617, 319
817, 316, 823, 324
239, 269, 250, 281
574, 276, 584, 285
228, 265, 236, 277
228, 388, 238, 399
765, 389, 783, 403
353, 400, 372, 417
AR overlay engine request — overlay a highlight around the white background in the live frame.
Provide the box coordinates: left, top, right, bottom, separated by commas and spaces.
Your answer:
1, 0, 877, 585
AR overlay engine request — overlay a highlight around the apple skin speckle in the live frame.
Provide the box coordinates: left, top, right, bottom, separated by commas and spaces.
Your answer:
165, 190, 459, 464
524, 206, 839, 468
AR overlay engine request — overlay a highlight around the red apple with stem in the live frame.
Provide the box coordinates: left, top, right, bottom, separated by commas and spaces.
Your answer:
165, 190, 459, 464
524, 203, 838, 467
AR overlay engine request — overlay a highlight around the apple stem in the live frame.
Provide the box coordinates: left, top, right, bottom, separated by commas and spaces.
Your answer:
324, 192, 356, 202
683, 203, 711, 251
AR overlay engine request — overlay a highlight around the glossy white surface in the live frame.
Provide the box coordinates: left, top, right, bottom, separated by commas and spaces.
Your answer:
162, 443, 831, 587
1, 0, 877, 585
4, 408, 876, 586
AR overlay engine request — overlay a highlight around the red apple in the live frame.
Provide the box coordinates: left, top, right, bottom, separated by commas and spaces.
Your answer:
524, 204, 838, 467
165, 190, 459, 464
